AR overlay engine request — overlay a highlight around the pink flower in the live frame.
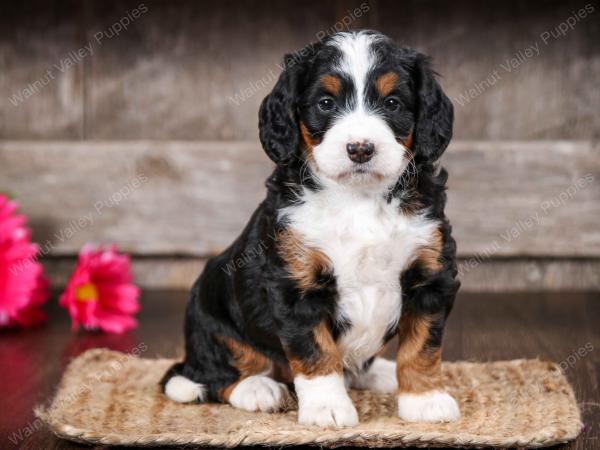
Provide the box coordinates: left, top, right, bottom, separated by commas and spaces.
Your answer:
59, 245, 140, 333
0, 194, 49, 328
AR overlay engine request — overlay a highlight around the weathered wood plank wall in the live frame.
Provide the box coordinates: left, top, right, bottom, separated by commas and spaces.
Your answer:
1, 0, 599, 290
1, 141, 598, 257
40, 256, 600, 292
2, 0, 598, 140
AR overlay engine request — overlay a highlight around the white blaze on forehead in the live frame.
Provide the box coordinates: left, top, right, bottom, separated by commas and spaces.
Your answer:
328, 32, 381, 108
313, 32, 407, 188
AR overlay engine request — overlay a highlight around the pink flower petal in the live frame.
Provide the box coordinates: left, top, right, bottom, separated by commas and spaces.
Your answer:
59, 244, 140, 334
0, 194, 49, 329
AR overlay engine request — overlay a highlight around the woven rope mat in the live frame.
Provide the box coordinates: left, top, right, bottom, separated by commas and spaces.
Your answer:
36, 349, 582, 448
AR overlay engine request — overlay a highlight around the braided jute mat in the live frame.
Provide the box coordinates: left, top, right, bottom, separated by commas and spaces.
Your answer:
36, 349, 582, 448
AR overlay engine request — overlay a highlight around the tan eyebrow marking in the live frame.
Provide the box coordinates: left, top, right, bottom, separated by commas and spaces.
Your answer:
320, 74, 342, 96
376, 71, 399, 97
288, 320, 342, 378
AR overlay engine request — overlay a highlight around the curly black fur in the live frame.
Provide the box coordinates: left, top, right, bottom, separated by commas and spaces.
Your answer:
161, 30, 459, 402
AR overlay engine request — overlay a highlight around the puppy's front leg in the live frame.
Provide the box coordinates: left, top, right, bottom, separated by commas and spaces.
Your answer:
285, 320, 358, 428
396, 313, 460, 422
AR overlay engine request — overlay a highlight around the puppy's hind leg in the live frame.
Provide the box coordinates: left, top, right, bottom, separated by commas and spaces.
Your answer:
218, 337, 291, 413
161, 362, 207, 403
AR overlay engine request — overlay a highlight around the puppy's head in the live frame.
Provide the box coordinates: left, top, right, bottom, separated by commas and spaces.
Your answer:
259, 30, 453, 189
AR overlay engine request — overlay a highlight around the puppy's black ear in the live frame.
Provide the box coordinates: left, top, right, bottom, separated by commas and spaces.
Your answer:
259, 55, 304, 164
413, 54, 454, 162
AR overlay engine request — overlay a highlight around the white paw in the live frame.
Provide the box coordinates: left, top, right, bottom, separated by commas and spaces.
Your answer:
164, 375, 206, 403
299, 398, 359, 428
295, 374, 359, 428
351, 357, 398, 393
228, 375, 290, 412
397, 390, 460, 422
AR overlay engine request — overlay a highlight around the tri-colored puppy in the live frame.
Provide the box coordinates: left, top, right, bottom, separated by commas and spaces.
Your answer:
162, 30, 460, 427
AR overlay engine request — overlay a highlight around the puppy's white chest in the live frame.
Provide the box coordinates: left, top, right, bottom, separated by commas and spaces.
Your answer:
280, 189, 438, 371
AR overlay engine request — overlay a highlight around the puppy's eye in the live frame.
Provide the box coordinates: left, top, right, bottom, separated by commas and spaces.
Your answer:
318, 97, 335, 112
384, 97, 400, 112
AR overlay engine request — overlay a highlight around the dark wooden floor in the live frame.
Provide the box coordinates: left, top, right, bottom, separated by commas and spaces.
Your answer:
0, 291, 598, 450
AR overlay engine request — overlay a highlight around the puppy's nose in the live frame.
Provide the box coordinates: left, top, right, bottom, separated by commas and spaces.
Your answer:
346, 141, 375, 164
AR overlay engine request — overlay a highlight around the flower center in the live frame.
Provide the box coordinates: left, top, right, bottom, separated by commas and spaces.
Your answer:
75, 282, 99, 302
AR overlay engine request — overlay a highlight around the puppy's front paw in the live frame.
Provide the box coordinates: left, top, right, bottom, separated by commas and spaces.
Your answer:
397, 390, 460, 422
228, 375, 290, 412
295, 374, 359, 428
298, 396, 359, 428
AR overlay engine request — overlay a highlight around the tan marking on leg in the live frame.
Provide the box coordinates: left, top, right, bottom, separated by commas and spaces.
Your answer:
218, 337, 272, 401
320, 74, 342, 96
222, 337, 271, 376
220, 381, 239, 402
277, 229, 333, 292
396, 315, 443, 394
288, 320, 343, 378
376, 71, 399, 97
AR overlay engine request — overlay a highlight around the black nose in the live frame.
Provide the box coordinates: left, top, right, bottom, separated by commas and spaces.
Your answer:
346, 141, 375, 164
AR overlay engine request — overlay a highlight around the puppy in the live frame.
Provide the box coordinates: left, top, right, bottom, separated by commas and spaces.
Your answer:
161, 30, 460, 427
